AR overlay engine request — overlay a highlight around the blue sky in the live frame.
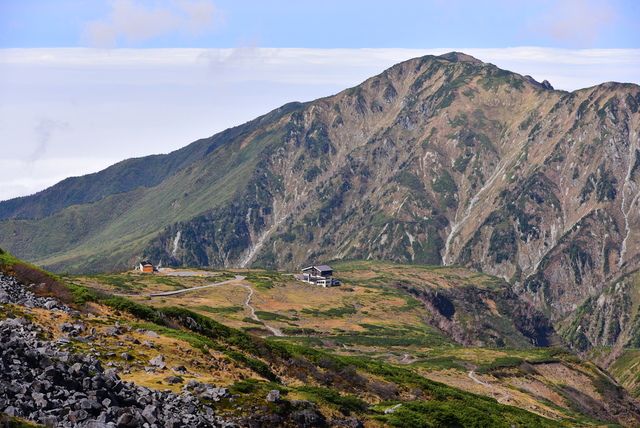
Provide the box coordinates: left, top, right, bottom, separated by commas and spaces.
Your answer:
1, 0, 639, 201
1, 0, 639, 49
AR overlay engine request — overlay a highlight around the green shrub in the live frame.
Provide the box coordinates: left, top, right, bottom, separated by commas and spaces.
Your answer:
254, 311, 292, 321
101, 296, 166, 325
195, 305, 244, 314
281, 327, 317, 335
297, 386, 369, 412
302, 306, 356, 317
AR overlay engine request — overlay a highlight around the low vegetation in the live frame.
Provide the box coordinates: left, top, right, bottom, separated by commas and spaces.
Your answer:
1, 248, 637, 426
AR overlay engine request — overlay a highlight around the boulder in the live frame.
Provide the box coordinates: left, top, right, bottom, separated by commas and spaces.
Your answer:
266, 390, 280, 402
163, 376, 184, 385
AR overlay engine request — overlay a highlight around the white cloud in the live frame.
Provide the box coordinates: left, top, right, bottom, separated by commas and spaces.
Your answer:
82, 0, 224, 48
178, 0, 224, 34
530, 0, 617, 47
0, 47, 639, 201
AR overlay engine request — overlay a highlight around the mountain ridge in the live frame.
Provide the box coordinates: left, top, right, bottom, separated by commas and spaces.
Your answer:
0, 101, 306, 220
1, 52, 640, 360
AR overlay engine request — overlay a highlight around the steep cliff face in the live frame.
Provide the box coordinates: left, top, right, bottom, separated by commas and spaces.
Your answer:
449, 82, 640, 322
561, 269, 640, 352
395, 278, 560, 349
1, 53, 639, 337
149, 54, 640, 326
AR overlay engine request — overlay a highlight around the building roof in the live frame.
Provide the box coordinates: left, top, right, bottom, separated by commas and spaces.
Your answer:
140, 261, 153, 266
302, 265, 333, 272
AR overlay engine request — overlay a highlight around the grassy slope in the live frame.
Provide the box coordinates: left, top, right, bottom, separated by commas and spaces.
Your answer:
58, 259, 640, 426
0, 122, 287, 273
0, 101, 305, 273
0, 248, 606, 427
0, 102, 305, 222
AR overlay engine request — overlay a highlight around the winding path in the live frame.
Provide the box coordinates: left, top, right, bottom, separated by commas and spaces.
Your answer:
468, 369, 513, 404
238, 284, 283, 337
148, 275, 246, 296
118, 275, 283, 337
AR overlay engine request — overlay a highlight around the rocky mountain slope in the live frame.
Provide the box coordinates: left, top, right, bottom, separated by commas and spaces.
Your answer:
1, 52, 639, 358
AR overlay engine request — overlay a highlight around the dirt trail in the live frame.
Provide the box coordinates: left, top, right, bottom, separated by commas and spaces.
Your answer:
119, 275, 283, 337
468, 369, 513, 404
238, 284, 283, 337
148, 275, 246, 296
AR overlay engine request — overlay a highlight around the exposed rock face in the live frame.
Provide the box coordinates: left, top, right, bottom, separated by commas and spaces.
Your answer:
399, 281, 560, 348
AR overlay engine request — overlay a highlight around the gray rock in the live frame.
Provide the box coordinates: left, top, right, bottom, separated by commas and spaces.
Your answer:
40, 415, 59, 428
291, 408, 325, 427
84, 421, 111, 428
142, 405, 158, 424
172, 365, 187, 374
384, 403, 402, 414
58, 322, 75, 333
149, 355, 166, 369
213, 387, 230, 398
185, 317, 202, 332
69, 409, 90, 423
116, 412, 138, 428
185, 380, 199, 390
31, 392, 48, 409
104, 327, 119, 336
332, 418, 365, 428
266, 390, 280, 402
163, 376, 183, 385
3, 405, 22, 417
44, 300, 58, 310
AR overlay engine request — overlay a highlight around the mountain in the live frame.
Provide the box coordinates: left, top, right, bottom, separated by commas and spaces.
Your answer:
0, 102, 305, 221
1, 52, 640, 358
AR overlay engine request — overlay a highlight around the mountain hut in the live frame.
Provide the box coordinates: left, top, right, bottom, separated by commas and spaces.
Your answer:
301, 265, 340, 287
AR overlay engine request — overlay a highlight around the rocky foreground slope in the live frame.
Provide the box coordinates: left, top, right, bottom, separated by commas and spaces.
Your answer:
0, 275, 340, 428
3, 252, 640, 427
0, 273, 221, 427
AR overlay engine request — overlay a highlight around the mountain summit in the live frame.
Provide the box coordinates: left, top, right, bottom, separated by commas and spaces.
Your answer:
1, 53, 640, 352
437, 51, 484, 63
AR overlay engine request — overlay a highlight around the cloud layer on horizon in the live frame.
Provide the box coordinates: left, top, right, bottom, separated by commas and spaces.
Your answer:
1, 46, 639, 201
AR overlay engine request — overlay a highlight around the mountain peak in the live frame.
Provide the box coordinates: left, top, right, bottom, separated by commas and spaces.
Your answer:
437, 51, 484, 64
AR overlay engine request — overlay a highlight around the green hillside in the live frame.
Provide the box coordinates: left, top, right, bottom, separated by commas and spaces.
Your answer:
3, 248, 632, 427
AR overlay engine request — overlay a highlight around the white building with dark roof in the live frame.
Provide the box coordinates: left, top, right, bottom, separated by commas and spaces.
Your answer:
301, 265, 340, 287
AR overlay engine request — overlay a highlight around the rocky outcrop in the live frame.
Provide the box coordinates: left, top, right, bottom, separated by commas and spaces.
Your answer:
398, 281, 560, 349
0, 273, 71, 313
0, 316, 225, 428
